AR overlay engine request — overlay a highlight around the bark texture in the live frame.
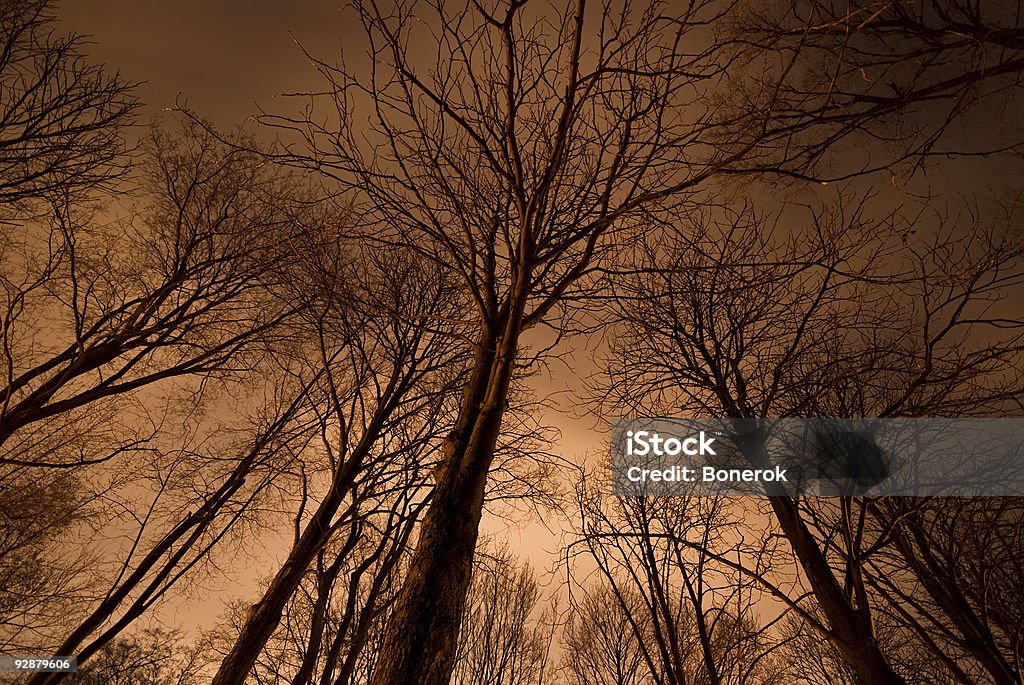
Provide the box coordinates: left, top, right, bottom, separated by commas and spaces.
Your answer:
370, 289, 527, 685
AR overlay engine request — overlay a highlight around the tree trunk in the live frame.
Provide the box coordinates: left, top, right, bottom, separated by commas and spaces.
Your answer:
768, 495, 906, 685
211, 392, 399, 685
370, 285, 527, 685
210, 495, 361, 685
733, 425, 905, 684
292, 549, 348, 685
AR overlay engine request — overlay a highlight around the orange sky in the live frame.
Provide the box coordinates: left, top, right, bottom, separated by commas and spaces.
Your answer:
55, 2, 617, 637
52, 0, 1024, 650
43, 1, 518, 637
59, 0, 355, 125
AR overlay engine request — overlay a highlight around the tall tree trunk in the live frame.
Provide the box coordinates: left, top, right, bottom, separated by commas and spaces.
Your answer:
734, 425, 905, 684
768, 496, 906, 685
211, 385, 401, 685
210, 492, 362, 685
370, 283, 528, 685
291, 549, 348, 685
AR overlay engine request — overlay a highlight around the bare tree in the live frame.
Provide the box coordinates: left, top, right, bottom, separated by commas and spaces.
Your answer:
238, 1, 895, 680
129, 0, 1024, 681
596, 195, 1024, 683
562, 583, 650, 685
0, 0, 138, 209
0, 119, 301, 465
0, 120, 332, 683
209, 232, 469, 684
451, 544, 552, 685
59, 628, 206, 685
569, 475, 790, 685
